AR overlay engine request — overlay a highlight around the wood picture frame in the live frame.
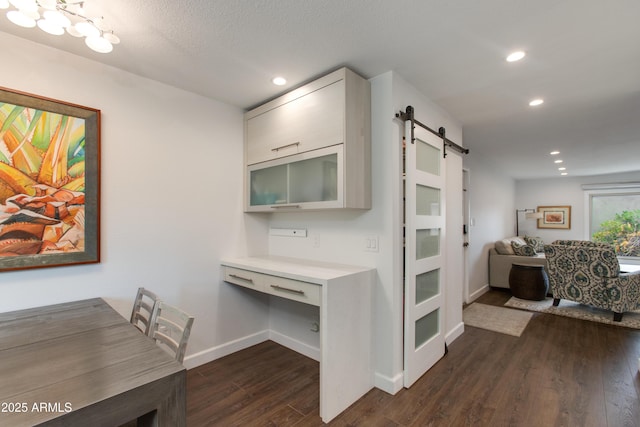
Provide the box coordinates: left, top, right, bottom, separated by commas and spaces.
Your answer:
537, 205, 571, 230
0, 87, 100, 271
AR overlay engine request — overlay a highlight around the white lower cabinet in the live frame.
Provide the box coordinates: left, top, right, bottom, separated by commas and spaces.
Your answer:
221, 256, 375, 423
225, 264, 321, 306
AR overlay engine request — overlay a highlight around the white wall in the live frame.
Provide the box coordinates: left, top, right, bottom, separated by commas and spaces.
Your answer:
463, 151, 516, 300
0, 32, 271, 368
515, 170, 640, 241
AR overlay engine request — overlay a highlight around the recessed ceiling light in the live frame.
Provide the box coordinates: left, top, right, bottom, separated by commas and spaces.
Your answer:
554, 159, 563, 164
558, 167, 566, 171
550, 151, 560, 155
272, 77, 287, 86
561, 172, 568, 176
506, 51, 526, 62
529, 99, 544, 107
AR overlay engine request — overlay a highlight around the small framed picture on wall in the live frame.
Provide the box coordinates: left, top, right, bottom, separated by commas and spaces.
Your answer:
537, 206, 571, 229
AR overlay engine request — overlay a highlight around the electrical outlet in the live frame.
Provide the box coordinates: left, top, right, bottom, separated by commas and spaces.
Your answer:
312, 235, 320, 248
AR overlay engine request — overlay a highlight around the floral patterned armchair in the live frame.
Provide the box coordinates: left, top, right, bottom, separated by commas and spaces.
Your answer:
544, 240, 640, 321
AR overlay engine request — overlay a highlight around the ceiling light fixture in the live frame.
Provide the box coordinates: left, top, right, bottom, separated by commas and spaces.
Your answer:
1, 0, 119, 54
554, 159, 563, 164
272, 77, 287, 86
529, 99, 544, 106
558, 167, 566, 171
506, 51, 526, 62
561, 172, 568, 176
550, 151, 560, 155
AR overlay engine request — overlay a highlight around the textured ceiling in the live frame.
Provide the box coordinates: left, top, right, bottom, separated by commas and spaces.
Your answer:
1, 0, 639, 179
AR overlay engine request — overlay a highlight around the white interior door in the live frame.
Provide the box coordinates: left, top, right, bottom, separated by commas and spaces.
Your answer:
403, 123, 446, 387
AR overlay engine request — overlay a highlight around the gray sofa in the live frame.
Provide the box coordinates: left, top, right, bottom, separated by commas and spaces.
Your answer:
488, 236, 547, 289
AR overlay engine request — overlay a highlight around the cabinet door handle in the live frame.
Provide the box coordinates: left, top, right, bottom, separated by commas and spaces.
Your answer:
271, 205, 300, 209
229, 274, 254, 283
270, 285, 305, 295
271, 142, 300, 152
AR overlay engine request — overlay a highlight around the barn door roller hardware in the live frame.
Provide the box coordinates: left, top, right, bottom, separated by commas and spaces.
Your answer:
395, 105, 469, 157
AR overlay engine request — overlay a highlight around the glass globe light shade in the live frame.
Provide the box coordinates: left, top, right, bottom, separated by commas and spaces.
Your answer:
66, 25, 83, 37
21, 8, 39, 19
75, 21, 100, 38
103, 32, 120, 44
7, 10, 36, 27
37, 18, 65, 35
85, 35, 113, 53
9, 0, 35, 9
38, 0, 57, 10
91, 16, 106, 30
43, 10, 71, 27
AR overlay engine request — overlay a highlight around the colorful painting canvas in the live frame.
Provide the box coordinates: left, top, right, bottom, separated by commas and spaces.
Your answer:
0, 87, 100, 271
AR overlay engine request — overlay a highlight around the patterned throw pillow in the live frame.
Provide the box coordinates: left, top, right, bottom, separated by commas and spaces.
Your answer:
524, 236, 545, 253
511, 242, 537, 256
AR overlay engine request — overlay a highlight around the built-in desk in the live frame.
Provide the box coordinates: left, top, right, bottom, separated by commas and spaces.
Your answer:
221, 256, 375, 423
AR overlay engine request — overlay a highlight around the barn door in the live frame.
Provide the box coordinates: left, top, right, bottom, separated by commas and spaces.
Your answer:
403, 122, 446, 387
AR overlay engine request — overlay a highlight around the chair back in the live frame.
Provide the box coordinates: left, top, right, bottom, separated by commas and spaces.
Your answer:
551, 239, 612, 248
544, 242, 620, 304
149, 301, 194, 364
130, 287, 159, 335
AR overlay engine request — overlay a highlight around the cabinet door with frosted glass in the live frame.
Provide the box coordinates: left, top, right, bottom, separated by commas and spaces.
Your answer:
246, 146, 343, 212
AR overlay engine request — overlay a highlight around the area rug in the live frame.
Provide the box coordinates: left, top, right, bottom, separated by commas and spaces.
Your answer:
463, 303, 533, 337
504, 297, 640, 329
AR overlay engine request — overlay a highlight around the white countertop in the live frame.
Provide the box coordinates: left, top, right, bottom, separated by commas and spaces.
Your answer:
221, 255, 375, 285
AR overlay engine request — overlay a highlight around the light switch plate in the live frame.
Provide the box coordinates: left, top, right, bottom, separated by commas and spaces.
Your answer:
364, 235, 379, 252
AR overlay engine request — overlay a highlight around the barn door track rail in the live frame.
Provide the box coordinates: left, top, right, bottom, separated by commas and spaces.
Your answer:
395, 105, 469, 157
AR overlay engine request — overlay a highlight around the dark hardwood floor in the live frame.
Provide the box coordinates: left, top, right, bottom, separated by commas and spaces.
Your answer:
186, 289, 640, 426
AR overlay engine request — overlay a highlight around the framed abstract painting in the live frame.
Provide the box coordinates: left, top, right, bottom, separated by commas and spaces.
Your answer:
0, 87, 100, 271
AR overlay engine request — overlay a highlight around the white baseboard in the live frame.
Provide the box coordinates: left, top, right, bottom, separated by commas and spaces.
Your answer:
269, 330, 321, 362
183, 330, 269, 369
445, 321, 465, 345
468, 284, 490, 302
183, 328, 322, 370
374, 371, 404, 395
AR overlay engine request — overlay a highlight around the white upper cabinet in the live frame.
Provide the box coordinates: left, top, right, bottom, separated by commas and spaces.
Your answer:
246, 79, 344, 165
244, 68, 371, 212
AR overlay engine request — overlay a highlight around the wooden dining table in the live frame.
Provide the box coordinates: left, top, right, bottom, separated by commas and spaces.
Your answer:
0, 298, 186, 427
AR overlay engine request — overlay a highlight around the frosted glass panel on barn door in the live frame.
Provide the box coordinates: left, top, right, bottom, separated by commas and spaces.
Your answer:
403, 123, 446, 388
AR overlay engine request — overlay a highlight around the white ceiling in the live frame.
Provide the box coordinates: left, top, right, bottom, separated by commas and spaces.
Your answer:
1, 0, 639, 180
